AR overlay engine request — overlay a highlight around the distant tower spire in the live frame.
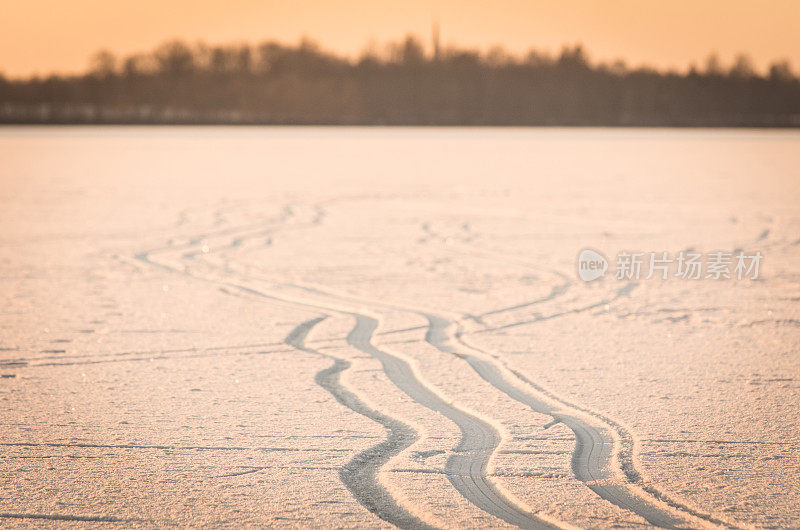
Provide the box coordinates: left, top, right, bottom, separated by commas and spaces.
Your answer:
432, 20, 441, 61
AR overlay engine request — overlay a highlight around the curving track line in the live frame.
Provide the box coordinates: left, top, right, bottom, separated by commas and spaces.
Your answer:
412, 223, 735, 526
442, 320, 715, 529
345, 315, 561, 530
238, 280, 563, 529
285, 317, 434, 530
136, 211, 438, 528
140, 203, 741, 529
290, 281, 735, 529
436, 231, 740, 528
194, 211, 737, 528
137, 208, 563, 529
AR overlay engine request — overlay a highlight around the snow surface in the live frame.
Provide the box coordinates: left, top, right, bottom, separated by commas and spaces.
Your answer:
0, 127, 798, 528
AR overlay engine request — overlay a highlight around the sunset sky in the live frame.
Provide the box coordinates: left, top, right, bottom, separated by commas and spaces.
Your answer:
2, 0, 799, 78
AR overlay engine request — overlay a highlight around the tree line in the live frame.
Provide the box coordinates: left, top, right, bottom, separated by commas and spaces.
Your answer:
1, 37, 799, 126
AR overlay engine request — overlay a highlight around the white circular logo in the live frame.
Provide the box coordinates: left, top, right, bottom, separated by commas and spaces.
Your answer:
577, 248, 608, 282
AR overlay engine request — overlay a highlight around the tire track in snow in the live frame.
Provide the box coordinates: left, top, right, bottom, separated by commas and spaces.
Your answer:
164, 208, 730, 528
442, 320, 724, 529
414, 224, 698, 524
139, 208, 565, 529
498, 360, 739, 530
444, 233, 742, 527
233, 280, 563, 529
344, 314, 561, 530
135, 210, 440, 528
138, 208, 550, 528
285, 317, 434, 530
291, 282, 736, 529
282, 285, 567, 529
473, 282, 638, 335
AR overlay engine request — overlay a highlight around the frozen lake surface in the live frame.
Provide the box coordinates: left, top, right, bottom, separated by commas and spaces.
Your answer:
0, 127, 798, 528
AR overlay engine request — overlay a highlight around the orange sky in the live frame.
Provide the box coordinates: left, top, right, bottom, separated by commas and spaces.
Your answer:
2, 0, 799, 78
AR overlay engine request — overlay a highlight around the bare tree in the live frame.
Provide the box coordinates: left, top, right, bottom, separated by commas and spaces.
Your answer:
2, 36, 799, 126
90, 50, 116, 78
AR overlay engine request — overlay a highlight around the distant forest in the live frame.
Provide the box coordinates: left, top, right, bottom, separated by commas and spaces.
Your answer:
2, 36, 800, 126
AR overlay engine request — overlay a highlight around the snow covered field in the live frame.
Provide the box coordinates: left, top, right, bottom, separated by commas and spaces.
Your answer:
0, 127, 798, 528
